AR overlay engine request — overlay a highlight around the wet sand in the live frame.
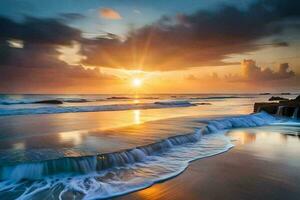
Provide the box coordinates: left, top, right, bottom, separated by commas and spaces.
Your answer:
118, 129, 300, 200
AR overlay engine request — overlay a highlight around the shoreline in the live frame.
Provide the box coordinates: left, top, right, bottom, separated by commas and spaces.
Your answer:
117, 129, 300, 200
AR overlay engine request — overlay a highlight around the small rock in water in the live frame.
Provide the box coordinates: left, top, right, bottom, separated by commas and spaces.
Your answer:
268, 96, 288, 101
34, 100, 63, 104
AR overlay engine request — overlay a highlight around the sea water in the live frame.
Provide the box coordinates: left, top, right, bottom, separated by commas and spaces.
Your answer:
0, 94, 298, 199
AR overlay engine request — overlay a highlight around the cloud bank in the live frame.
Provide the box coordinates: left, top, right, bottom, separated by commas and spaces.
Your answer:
240, 60, 295, 81
82, 0, 300, 71
0, 16, 117, 93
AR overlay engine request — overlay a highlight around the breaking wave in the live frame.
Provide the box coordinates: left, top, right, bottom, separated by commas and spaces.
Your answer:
0, 101, 196, 116
0, 112, 277, 199
0, 98, 93, 105
190, 96, 253, 100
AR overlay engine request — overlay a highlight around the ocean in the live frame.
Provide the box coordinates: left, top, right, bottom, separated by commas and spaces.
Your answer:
0, 93, 299, 199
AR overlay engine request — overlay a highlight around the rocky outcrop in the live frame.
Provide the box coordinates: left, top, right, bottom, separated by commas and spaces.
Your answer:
268, 96, 288, 101
34, 100, 63, 104
254, 95, 300, 119
259, 93, 271, 95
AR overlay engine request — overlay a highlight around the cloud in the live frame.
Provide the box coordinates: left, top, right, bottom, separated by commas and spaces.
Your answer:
59, 13, 85, 21
0, 16, 81, 45
240, 60, 295, 81
133, 9, 141, 15
0, 16, 117, 93
0, 40, 118, 92
184, 59, 300, 92
0, 64, 118, 93
82, 0, 300, 71
186, 59, 296, 82
99, 8, 122, 20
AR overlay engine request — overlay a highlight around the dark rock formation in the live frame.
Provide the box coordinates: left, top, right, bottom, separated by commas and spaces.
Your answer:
259, 93, 271, 95
254, 95, 300, 119
34, 100, 63, 104
254, 103, 278, 114
268, 96, 288, 101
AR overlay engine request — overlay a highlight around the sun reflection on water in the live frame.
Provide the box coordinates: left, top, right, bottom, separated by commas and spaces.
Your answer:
59, 130, 84, 145
133, 110, 141, 124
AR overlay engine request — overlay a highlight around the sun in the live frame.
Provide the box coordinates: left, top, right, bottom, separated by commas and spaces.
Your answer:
132, 78, 142, 87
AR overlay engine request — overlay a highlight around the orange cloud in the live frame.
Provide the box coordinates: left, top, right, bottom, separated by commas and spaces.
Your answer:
99, 8, 122, 20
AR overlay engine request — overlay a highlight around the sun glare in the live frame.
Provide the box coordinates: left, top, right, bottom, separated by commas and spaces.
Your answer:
132, 78, 142, 87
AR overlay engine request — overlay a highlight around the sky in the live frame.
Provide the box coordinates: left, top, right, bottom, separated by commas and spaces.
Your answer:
0, 0, 300, 94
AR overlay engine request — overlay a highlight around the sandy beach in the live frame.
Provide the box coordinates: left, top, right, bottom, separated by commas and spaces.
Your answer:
118, 129, 300, 200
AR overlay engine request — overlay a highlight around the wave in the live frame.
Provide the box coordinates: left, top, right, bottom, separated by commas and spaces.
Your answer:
0, 96, 162, 105
0, 98, 93, 105
190, 96, 253, 100
106, 96, 132, 100
107, 96, 159, 100
0, 112, 277, 199
154, 100, 193, 105
0, 101, 196, 116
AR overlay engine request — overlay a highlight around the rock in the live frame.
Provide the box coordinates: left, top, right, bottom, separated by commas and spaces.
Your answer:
281, 92, 291, 95
196, 102, 212, 105
259, 93, 271, 95
295, 95, 300, 101
254, 103, 278, 114
268, 96, 288, 101
34, 100, 63, 104
254, 98, 300, 119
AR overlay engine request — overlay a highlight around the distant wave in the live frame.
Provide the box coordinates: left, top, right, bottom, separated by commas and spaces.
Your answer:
0, 96, 161, 105
0, 112, 278, 200
0, 98, 93, 105
154, 100, 193, 105
0, 101, 196, 116
0, 98, 109, 105
107, 96, 159, 100
0, 100, 35, 105
190, 96, 253, 100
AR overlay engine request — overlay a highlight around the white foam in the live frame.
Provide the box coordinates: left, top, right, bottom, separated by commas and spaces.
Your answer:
0, 134, 233, 200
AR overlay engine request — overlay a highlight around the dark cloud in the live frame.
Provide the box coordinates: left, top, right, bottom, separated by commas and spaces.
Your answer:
0, 16, 116, 93
0, 16, 81, 45
272, 41, 289, 47
82, 0, 300, 71
59, 13, 85, 21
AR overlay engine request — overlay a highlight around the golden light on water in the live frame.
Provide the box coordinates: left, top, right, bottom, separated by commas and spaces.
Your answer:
133, 110, 141, 124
